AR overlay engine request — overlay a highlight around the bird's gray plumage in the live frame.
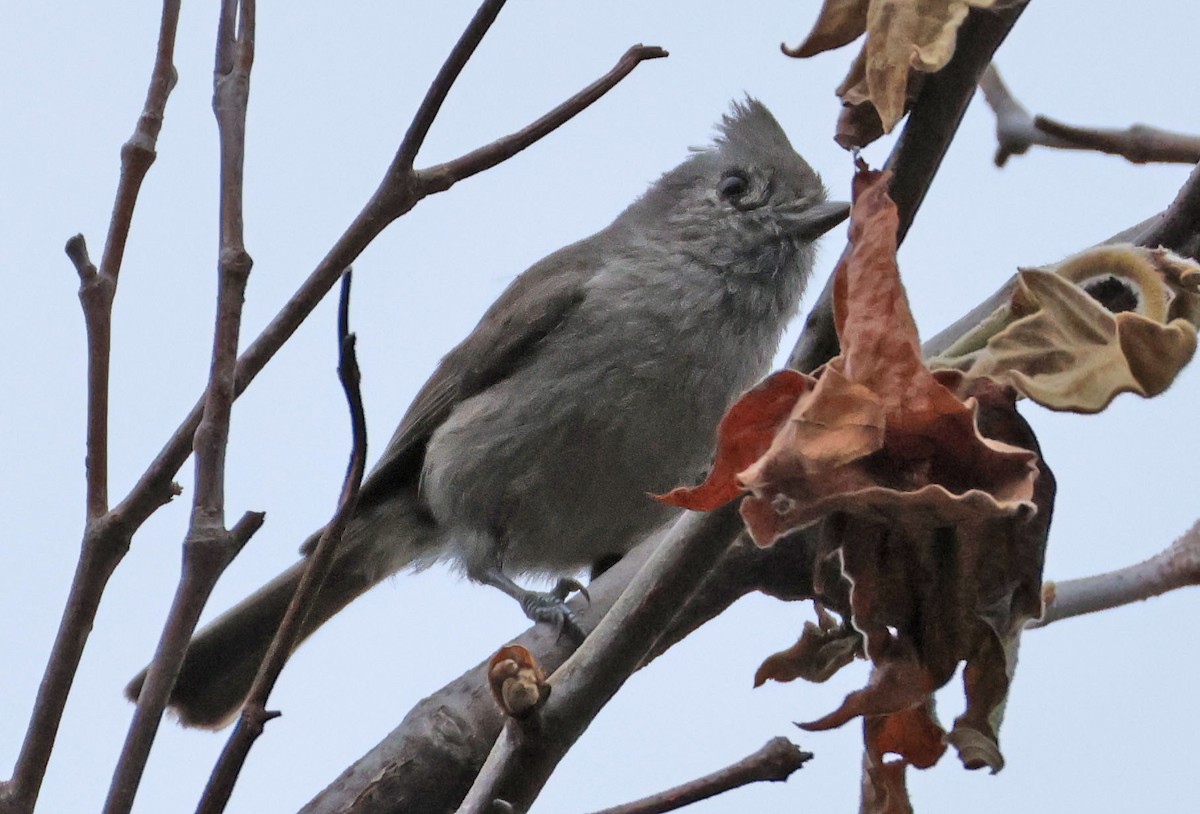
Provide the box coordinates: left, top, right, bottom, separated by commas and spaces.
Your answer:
126, 98, 846, 728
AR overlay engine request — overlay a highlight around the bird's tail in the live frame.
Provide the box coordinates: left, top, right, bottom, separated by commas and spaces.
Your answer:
125, 498, 435, 729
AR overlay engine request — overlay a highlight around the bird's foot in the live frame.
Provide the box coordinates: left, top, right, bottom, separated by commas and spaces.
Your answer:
517, 578, 589, 643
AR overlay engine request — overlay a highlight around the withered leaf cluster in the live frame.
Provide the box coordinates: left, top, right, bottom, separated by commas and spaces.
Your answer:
661, 166, 1054, 812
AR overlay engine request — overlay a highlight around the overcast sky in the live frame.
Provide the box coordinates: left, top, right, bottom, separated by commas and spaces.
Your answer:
3, 2, 1198, 813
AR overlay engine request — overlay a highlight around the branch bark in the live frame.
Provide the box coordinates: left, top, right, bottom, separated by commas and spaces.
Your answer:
455, 506, 746, 814
582, 737, 812, 814
980, 65, 1200, 167
102, 5, 260, 812
0, 5, 182, 812
198, 271, 368, 814
1032, 519, 1200, 628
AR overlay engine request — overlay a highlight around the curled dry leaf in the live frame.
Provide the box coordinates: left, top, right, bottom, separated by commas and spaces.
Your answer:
932, 245, 1200, 413
784, 0, 1007, 148
487, 644, 548, 719
662, 165, 1053, 812
755, 605, 860, 686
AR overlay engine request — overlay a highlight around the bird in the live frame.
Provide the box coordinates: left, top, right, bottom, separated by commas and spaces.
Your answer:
126, 98, 850, 728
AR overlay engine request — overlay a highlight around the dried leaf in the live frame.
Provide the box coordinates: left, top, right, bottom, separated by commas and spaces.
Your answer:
786, 0, 1001, 147
933, 246, 1200, 413
723, 165, 1055, 799
755, 606, 860, 686
737, 169, 1040, 546
783, 0, 869, 58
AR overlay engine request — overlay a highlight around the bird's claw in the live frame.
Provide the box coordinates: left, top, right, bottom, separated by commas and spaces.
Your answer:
551, 577, 589, 605
519, 585, 587, 644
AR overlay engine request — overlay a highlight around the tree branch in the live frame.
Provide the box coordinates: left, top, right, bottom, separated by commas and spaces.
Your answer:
0, 6, 182, 812
102, 5, 259, 812
1132, 160, 1200, 258
197, 271, 368, 814
978, 65, 1076, 167
416, 44, 668, 195
1032, 519, 1200, 629
980, 64, 1200, 167
455, 506, 747, 813
393, 0, 508, 173
582, 737, 812, 814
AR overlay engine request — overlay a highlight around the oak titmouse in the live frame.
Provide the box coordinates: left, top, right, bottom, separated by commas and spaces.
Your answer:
127, 98, 849, 727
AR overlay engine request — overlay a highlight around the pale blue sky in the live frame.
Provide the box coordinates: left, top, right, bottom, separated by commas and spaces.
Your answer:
2, 2, 1197, 812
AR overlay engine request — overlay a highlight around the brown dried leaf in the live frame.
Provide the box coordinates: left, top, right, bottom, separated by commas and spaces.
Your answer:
736, 165, 1053, 794
934, 246, 1200, 413
754, 606, 860, 686
737, 168, 1040, 546
800, 646, 932, 731
858, 700, 946, 814
783, 0, 869, 58
788, 0, 1001, 147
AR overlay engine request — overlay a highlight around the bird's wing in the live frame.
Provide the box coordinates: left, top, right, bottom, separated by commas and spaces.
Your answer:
355, 237, 602, 508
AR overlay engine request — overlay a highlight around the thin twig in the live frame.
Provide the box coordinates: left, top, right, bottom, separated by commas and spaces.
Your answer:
102, 5, 259, 813
103, 512, 263, 814
393, 0, 508, 173
1032, 116, 1200, 164
197, 270, 368, 814
0, 6, 182, 813
1031, 519, 1200, 628
789, 1, 1029, 373
979, 64, 1200, 167
416, 44, 668, 195
583, 737, 812, 814
65, 234, 115, 519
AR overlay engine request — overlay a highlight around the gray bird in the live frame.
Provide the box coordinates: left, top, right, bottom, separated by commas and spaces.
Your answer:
126, 98, 849, 728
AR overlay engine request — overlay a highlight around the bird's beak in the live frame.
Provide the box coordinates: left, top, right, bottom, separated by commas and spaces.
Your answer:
794, 200, 851, 240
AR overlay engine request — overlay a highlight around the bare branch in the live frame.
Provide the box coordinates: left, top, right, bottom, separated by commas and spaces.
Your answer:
197, 270, 368, 814
1032, 519, 1200, 628
102, 512, 263, 814
0, 6, 181, 812
1132, 161, 1200, 259
978, 65, 1076, 167
1033, 116, 1200, 165
101, 5, 259, 812
416, 44, 668, 195
65, 234, 116, 519
979, 64, 1200, 167
393, 0, 508, 172
583, 737, 812, 814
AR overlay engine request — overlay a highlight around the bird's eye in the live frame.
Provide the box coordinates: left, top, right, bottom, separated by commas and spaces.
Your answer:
717, 171, 749, 200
